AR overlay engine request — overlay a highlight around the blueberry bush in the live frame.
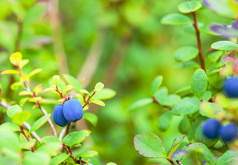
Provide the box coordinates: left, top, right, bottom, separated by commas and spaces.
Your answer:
131, 0, 238, 164
0, 0, 238, 165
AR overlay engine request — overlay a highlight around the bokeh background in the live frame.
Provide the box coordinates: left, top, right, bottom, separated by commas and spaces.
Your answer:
0, 0, 233, 164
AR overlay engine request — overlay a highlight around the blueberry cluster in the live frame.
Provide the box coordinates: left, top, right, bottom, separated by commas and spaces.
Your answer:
52, 99, 84, 127
223, 77, 238, 98
202, 119, 237, 142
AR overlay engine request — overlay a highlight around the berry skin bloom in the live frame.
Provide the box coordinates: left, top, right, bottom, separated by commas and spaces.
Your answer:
52, 104, 69, 127
223, 77, 238, 98
202, 119, 221, 139
220, 124, 237, 142
63, 99, 84, 122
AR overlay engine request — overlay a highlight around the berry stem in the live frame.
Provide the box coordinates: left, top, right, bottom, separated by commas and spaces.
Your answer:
83, 91, 96, 108
62, 143, 78, 164
20, 125, 36, 152
56, 85, 64, 98
192, 11, 206, 72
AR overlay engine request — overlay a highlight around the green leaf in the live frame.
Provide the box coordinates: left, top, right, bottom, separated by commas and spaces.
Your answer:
217, 150, 238, 165
10, 52, 22, 66
63, 74, 82, 93
76, 94, 84, 105
200, 101, 223, 118
23, 2, 47, 26
83, 113, 98, 126
76, 150, 98, 158
29, 68, 42, 77
179, 117, 190, 134
211, 41, 238, 51
0, 128, 20, 152
42, 136, 61, 144
202, 90, 212, 101
172, 97, 200, 115
0, 122, 20, 132
2, 148, 22, 162
160, 94, 181, 106
29, 114, 51, 133
167, 136, 185, 158
128, 98, 153, 111
12, 111, 31, 125
171, 150, 189, 162
91, 88, 116, 100
94, 82, 104, 92
161, 13, 193, 25
50, 153, 69, 165
62, 85, 73, 93
151, 76, 163, 96
62, 130, 91, 147
23, 152, 50, 165
19, 59, 29, 68
37, 142, 61, 155
20, 139, 36, 150
178, 1, 202, 13
191, 69, 208, 99
52, 75, 60, 86
188, 143, 216, 164
90, 100, 105, 106
134, 132, 166, 158
1, 70, 19, 75
158, 111, 172, 132
7, 105, 22, 118
174, 46, 198, 62
208, 51, 223, 62
106, 163, 117, 165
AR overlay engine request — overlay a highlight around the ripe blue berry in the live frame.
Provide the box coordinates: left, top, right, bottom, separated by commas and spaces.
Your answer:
220, 124, 237, 142
52, 104, 69, 127
202, 119, 221, 139
223, 77, 238, 98
63, 99, 83, 122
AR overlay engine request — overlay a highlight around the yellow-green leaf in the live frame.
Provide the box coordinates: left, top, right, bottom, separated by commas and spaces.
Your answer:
10, 52, 22, 66
1, 70, 19, 75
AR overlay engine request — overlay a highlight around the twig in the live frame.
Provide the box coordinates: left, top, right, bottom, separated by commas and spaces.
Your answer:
152, 96, 172, 110
83, 91, 96, 108
0, 100, 42, 143
23, 81, 58, 137
20, 125, 36, 152
62, 143, 77, 164
48, 0, 69, 74
23, 122, 42, 143
192, 11, 206, 72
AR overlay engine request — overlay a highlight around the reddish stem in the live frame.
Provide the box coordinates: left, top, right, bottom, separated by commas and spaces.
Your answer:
63, 143, 77, 164
82, 91, 96, 108
20, 125, 35, 152
192, 11, 206, 72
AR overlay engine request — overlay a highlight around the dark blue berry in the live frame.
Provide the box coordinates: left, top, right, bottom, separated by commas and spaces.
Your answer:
223, 77, 238, 98
63, 99, 83, 122
220, 124, 237, 142
52, 104, 69, 127
202, 119, 221, 139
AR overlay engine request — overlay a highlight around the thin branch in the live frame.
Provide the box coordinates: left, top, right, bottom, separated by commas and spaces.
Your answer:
20, 125, 36, 152
83, 91, 96, 108
192, 11, 206, 72
63, 143, 77, 164
48, 0, 69, 74
152, 96, 172, 110
23, 122, 42, 143
0, 100, 42, 143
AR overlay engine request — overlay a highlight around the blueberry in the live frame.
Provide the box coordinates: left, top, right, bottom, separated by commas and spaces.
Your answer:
220, 124, 237, 142
223, 77, 238, 98
63, 99, 83, 122
52, 104, 69, 127
202, 119, 221, 139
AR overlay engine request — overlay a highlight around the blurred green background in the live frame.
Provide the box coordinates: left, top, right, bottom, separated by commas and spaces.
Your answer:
0, 0, 233, 164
